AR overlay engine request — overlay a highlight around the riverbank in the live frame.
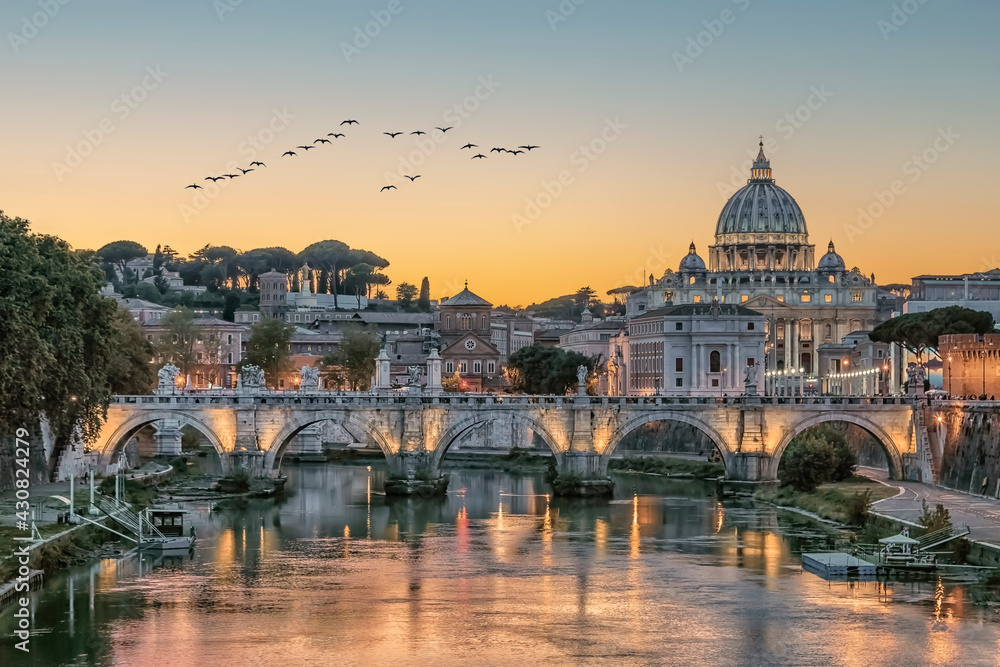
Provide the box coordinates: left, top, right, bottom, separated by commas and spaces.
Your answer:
608, 455, 725, 479
754, 475, 897, 525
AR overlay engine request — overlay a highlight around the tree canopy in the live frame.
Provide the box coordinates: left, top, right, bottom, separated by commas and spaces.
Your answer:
321, 329, 379, 390
506, 344, 595, 395
1, 213, 154, 476
97, 240, 147, 284
396, 282, 418, 308
242, 318, 296, 387
418, 277, 431, 311
869, 306, 995, 359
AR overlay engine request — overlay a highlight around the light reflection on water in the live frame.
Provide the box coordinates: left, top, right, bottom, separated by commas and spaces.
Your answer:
3, 464, 1000, 666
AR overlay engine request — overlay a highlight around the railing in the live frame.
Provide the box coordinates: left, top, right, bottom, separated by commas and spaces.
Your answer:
110, 393, 917, 408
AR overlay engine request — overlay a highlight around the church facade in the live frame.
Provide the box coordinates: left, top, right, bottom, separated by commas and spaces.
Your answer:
627, 142, 884, 376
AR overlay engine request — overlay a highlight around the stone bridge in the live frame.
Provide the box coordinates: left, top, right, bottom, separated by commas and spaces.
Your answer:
90, 393, 921, 495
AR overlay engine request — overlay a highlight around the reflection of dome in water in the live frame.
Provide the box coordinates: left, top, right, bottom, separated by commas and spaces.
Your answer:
679, 242, 705, 272
715, 142, 808, 239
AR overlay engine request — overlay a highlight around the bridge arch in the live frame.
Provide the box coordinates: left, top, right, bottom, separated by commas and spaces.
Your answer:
264, 413, 395, 470
769, 412, 904, 480
428, 412, 563, 470
601, 411, 735, 474
97, 410, 230, 473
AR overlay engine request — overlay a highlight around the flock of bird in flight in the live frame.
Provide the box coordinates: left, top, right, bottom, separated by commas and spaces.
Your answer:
183, 119, 540, 193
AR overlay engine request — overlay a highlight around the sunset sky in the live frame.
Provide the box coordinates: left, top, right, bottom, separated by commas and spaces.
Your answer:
2, 1, 998, 305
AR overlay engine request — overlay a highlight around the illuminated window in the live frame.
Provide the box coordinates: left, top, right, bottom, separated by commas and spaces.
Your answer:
776, 294, 784, 302
801, 293, 811, 303
693, 295, 701, 303
689, 276, 696, 285
828, 275, 835, 283
824, 294, 832, 303
741, 294, 749, 302
852, 291, 862, 302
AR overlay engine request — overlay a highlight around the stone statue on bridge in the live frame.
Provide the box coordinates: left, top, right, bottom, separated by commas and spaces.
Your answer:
299, 365, 320, 390
406, 365, 423, 387
906, 364, 926, 396
240, 365, 266, 393
577, 365, 588, 396
743, 364, 758, 396
156, 363, 180, 393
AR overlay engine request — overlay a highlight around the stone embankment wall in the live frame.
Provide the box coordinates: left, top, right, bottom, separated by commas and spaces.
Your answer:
935, 405, 1000, 496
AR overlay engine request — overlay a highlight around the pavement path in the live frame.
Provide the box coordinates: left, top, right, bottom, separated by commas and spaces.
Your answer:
860, 467, 1000, 545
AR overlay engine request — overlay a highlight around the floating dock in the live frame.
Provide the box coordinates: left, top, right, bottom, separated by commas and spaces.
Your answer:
802, 552, 877, 579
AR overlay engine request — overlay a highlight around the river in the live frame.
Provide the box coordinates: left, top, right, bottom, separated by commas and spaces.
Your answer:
3, 464, 1000, 666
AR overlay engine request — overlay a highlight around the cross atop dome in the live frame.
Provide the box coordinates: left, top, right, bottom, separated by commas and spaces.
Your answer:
750, 137, 773, 183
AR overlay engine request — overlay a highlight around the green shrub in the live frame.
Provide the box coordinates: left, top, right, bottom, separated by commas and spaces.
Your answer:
779, 433, 836, 492
919, 499, 952, 532
845, 489, 872, 526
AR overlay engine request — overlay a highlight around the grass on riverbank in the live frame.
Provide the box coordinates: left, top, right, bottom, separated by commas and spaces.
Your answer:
755, 475, 896, 525
608, 456, 725, 478
0, 523, 108, 583
442, 448, 553, 472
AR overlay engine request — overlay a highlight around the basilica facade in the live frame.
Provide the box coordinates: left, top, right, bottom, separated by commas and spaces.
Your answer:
627, 142, 885, 376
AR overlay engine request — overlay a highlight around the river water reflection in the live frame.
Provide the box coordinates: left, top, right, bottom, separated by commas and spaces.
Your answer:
4, 464, 1000, 665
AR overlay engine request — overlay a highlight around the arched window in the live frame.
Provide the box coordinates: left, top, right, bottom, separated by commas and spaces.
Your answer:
824, 323, 832, 339
710, 350, 721, 373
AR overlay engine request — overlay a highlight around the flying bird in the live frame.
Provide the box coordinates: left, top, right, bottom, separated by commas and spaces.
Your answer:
509, 150, 524, 155
238, 167, 254, 174
519, 145, 540, 151
204, 176, 224, 182
380, 185, 397, 192
384, 132, 403, 138
327, 133, 345, 138
435, 126, 454, 133
341, 119, 359, 125
410, 131, 426, 135
461, 143, 477, 150
471, 154, 487, 159
296, 145, 314, 151
404, 175, 421, 181
249, 161, 266, 167
185, 183, 203, 189
224, 173, 240, 179
490, 147, 506, 153
282, 151, 297, 157
314, 138, 331, 144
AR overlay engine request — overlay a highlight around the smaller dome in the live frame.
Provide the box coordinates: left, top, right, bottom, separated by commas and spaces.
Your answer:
817, 240, 846, 271
679, 242, 706, 272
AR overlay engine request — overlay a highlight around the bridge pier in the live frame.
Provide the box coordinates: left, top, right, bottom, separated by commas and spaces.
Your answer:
384, 451, 449, 497
727, 452, 772, 482
555, 452, 614, 497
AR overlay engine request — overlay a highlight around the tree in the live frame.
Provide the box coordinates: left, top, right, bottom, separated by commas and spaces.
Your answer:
441, 370, 466, 392
105, 308, 157, 394
1, 213, 154, 486
153, 244, 165, 271
506, 344, 594, 395
573, 286, 596, 313
919, 499, 952, 533
869, 306, 995, 361
157, 307, 197, 377
222, 292, 241, 322
243, 318, 296, 387
778, 432, 836, 492
418, 277, 431, 311
97, 240, 147, 284
298, 240, 352, 310
396, 282, 418, 308
320, 329, 379, 390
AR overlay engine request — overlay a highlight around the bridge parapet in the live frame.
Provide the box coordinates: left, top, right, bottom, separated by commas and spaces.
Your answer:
95, 393, 921, 495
